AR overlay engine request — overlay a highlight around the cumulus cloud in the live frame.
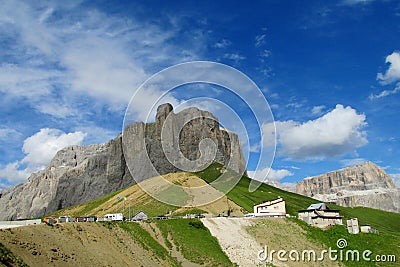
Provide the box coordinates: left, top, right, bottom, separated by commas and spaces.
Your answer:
370, 52, 400, 100
263, 104, 367, 160
0, 162, 31, 185
0, 128, 86, 184
377, 52, 400, 85
21, 128, 86, 166
247, 167, 293, 182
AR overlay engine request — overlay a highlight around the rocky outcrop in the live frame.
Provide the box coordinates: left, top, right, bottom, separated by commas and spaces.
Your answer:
296, 162, 399, 213
0, 104, 247, 220
123, 104, 246, 183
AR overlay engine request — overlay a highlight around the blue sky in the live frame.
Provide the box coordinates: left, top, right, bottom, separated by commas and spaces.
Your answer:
1, 0, 400, 189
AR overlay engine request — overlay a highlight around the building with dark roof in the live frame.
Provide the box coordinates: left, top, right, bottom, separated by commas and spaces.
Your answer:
298, 203, 343, 228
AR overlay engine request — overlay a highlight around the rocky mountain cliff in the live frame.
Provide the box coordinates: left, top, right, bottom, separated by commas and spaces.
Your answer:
296, 161, 399, 213
0, 104, 246, 220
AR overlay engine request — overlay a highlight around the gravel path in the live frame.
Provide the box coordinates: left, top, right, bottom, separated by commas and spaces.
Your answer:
201, 217, 262, 267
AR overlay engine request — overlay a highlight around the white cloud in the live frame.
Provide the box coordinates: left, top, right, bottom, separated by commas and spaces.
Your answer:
214, 39, 231, 48
311, 105, 326, 116
263, 104, 367, 160
369, 83, 400, 100
223, 53, 246, 62
377, 52, 400, 85
0, 128, 86, 184
0, 161, 31, 185
21, 128, 86, 166
0, 64, 57, 99
342, 0, 374, 5
261, 49, 271, 58
340, 158, 367, 167
255, 34, 266, 47
249, 144, 261, 153
62, 35, 148, 109
247, 167, 293, 182
36, 102, 75, 118
0, 1, 204, 120
0, 127, 21, 140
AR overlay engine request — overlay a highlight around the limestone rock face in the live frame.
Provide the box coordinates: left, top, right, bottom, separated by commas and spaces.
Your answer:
296, 162, 399, 213
123, 103, 247, 183
0, 137, 133, 220
0, 104, 247, 220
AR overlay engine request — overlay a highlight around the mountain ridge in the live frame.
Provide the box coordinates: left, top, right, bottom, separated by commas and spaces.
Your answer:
296, 161, 399, 213
0, 104, 246, 220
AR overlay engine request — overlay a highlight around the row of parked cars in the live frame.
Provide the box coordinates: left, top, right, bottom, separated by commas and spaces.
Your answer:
43, 214, 126, 224
43, 215, 99, 224
43, 212, 206, 224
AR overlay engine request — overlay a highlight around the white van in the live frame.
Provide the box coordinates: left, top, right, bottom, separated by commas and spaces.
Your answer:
104, 213, 123, 221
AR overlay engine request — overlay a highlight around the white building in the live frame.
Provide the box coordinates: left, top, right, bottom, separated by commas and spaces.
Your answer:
253, 198, 286, 217
298, 203, 343, 229
346, 218, 359, 234
360, 225, 372, 233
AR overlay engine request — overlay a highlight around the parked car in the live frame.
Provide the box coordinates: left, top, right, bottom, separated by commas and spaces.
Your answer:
194, 214, 205, 218
156, 215, 168, 220
58, 216, 73, 223
43, 217, 57, 224
85, 216, 97, 222
75, 216, 86, 222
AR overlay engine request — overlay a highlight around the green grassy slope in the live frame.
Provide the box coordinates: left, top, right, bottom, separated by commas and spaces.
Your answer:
104, 220, 232, 266
0, 242, 28, 267
195, 163, 400, 235
46, 162, 398, 266
155, 219, 232, 266
195, 165, 316, 216
195, 163, 399, 267
294, 220, 399, 267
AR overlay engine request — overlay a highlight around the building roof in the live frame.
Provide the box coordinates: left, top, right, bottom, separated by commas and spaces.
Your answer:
254, 197, 284, 208
311, 215, 343, 219
133, 210, 147, 216
298, 203, 340, 213
308, 203, 328, 210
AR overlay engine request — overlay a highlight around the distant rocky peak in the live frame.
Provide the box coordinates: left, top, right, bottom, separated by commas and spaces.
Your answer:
298, 161, 395, 196
296, 161, 399, 213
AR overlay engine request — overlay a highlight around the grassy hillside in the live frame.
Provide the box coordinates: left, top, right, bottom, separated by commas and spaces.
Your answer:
194, 163, 317, 215
0, 242, 28, 267
44, 162, 399, 266
0, 219, 232, 266
195, 163, 399, 266
51, 163, 400, 235
51, 162, 400, 235
195, 163, 400, 235
154, 219, 232, 266
51, 171, 246, 219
